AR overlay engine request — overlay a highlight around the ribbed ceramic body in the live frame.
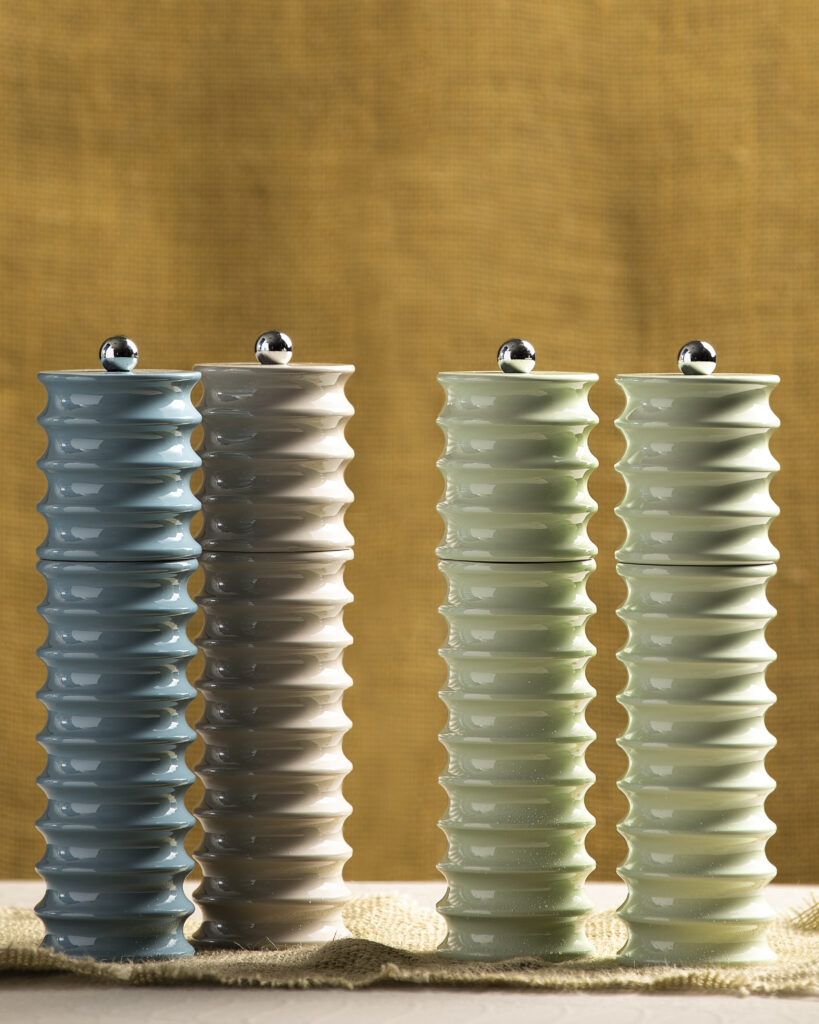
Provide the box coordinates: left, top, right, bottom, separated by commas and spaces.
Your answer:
37, 372, 201, 561
615, 375, 780, 565
617, 563, 777, 965
437, 558, 596, 960
193, 550, 353, 946
195, 364, 354, 553
436, 371, 598, 962
192, 362, 355, 948
436, 372, 598, 563
35, 370, 200, 961
36, 560, 198, 961
614, 373, 780, 967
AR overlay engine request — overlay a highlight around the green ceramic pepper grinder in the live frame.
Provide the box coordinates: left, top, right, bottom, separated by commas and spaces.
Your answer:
435, 340, 599, 961
615, 340, 780, 966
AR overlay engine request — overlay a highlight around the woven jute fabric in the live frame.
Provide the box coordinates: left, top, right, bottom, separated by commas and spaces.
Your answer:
2, 1, 819, 885
1, 895, 818, 993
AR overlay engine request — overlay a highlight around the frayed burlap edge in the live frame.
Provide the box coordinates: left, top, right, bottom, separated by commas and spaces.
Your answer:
0, 894, 818, 994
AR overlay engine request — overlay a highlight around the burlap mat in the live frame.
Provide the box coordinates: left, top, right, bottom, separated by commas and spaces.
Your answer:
1, 894, 818, 994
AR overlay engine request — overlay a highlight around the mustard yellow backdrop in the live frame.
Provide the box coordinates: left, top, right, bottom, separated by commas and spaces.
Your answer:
1, 0, 817, 882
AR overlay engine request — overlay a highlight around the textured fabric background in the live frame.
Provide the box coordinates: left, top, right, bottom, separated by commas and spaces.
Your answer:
1, 0, 817, 882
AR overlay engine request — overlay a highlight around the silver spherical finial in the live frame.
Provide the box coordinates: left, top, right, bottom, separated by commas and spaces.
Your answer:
497, 338, 536, 374
99, 335, 138, 372
255, 331, 293, 366
678, 339, 717, 376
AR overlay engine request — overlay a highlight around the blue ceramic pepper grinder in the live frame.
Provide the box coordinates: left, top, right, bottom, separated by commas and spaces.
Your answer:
35, 337, 201, 961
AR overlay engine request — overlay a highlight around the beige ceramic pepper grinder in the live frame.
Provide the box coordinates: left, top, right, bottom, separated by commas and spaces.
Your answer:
192, 332, 355, 947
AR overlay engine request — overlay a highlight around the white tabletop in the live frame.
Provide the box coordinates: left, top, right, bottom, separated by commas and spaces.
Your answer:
0, 881, 816, 1023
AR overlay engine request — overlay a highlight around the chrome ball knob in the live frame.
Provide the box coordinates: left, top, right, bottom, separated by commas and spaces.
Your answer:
99, 336, 138, 373
497, 338, 536, 374
255, 331, 293, 365
678, 339, 716, 376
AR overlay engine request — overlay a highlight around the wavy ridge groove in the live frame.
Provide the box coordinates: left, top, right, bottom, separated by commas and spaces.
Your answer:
615, 561, 778, 965
193, 550, 353, 947
436, 373, 598, 562
37, 372, 201, 562
35, 559, 198, 961
436, 559, 597, 961
615, 375, 780, 565
195, 365, 354, 552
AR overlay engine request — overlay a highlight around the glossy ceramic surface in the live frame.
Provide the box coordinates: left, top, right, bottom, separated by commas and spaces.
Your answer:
35, 559, 198, 961
616, 562, 777, 965
437, 559, 596, 961
37, 371, 201, 562
194, 363, 354, 552
436, 372, 598, 562
193, 549, 353, 947
614, 374, 780, 565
